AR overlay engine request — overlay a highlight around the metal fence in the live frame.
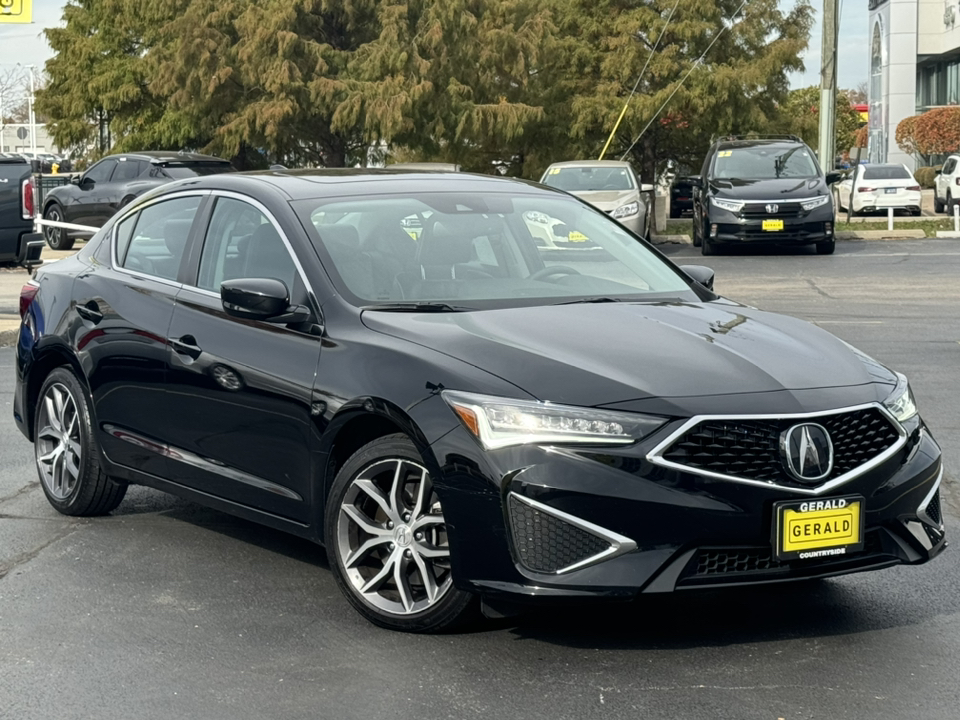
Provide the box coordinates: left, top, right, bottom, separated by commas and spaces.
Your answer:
34, 173, 73, 209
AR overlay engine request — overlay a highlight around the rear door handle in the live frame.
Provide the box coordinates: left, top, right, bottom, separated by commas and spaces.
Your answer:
170, 335, 202, 360
75, 303, 103, 324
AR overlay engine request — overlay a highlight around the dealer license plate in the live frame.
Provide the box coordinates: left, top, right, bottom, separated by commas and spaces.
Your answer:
762, 219, 784, 231
885, 187, 898, 194
773, 495, 864, 561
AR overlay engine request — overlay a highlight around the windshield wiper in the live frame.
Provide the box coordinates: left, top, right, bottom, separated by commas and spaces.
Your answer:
551, 297, 626, 306
361, 302, 475, 312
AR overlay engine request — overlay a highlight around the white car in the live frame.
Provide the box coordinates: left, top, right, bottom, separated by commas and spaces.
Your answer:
834, 164, 922, 216
933, 155, 960, 214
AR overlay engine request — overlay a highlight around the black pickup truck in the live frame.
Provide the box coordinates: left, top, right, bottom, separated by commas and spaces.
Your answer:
0, 156, 44, 267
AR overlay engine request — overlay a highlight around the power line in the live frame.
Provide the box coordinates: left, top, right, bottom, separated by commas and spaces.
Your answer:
598, 0, 681, 160
618, 0, 750, 161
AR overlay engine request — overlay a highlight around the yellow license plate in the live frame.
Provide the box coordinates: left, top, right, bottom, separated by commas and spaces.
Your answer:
762, 219, 784, 232
773, 496, 864, 561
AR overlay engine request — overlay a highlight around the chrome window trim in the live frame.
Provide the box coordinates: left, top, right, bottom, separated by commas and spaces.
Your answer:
917, 466, 944, 530
110, 189, 211, 288
645, 402, 908, 496
187, 189, 318, 300
508, 492, 637, 574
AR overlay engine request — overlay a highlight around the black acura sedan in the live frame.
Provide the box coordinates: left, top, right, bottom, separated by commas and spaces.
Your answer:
40, 151, 233, 251
13, 170, 945, 632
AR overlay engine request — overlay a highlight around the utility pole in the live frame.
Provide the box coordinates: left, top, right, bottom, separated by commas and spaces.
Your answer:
818, 0, 838, 169
27, 65, 36, 155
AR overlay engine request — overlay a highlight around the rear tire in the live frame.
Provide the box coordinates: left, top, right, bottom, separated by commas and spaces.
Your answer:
934, 194, 945, 214
325, 434, 477, 633
34, 368, 127, 516
43, 203, 76, 251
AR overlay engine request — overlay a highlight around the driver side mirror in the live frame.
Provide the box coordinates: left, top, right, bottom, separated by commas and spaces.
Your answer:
70, 175, 82, 186
825, 171, 843, 185
221, 277, 311, 325
684, 176, 703, 189
935, 169, 942, 176
679, 264, 715, 291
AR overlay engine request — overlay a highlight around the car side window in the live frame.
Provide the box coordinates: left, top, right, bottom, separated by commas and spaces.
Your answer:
84, 159, 118, 184
112, 159, 145, 182
117, 196, 202, 281
944, 159, 957, 175
197, 197, 298, 295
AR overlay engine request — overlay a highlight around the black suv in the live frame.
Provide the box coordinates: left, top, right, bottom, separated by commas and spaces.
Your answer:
688, 136, 842, 256
41, 151, 233, 250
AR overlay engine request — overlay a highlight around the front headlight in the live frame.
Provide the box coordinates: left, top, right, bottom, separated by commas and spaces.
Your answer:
710, 197, 744, 213
442, 391, 666, 450
800, 196, 831, 211
884, 372, 918, 422
611, 202, 639, 219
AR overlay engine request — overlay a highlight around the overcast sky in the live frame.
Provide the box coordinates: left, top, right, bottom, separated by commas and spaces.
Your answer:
1, 0, 868, 96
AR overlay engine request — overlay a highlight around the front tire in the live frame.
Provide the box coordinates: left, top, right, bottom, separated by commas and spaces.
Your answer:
325, 434, 476, 632
701, 236, 717, 256
934, 193, 945, 213
34, 368, 127, 516
43, 203, 76, 251
816, 239, 836, 255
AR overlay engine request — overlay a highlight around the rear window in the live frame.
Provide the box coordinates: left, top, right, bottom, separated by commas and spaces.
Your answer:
862, 166, 911, 180
158, 163, 234, 179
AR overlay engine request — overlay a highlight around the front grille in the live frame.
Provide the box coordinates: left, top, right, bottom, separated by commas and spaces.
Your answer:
508, 495, 612, 574
697, 548, 776, 575
659, 407, 901, 487
925, 489, 942, 526
716, 222, 826, 242
691, 531, 885, 579
741, 202, 803, 218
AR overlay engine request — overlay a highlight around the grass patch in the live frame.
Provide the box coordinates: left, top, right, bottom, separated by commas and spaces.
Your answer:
834, 218, 952, 236
663, 219, 693, 237
660, 217, 954, 238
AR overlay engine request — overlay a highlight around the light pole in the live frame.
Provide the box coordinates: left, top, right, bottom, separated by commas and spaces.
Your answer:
24, 64, 36, 155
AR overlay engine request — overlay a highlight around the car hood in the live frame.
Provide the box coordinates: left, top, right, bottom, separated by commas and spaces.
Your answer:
569, 189, 638, 210
362, 302, 896, 407
709, 177, 827, 200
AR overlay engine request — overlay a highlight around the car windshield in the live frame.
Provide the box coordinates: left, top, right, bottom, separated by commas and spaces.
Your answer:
293, 192, 695, 309
712, 145, 820, 180
541, 166, 635, 192
862, 166, 912, 180
160, 163, 233, 178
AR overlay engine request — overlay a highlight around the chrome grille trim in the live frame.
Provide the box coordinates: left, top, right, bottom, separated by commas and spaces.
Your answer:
646, 402, 908, 496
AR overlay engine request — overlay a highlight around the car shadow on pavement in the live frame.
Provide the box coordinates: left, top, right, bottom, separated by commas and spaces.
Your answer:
503, 558, 960, 648
111, 487, 330, 571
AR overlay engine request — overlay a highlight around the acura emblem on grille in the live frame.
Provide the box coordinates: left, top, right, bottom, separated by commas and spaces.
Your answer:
765, 204, 779, 214
781, 423, 833, 482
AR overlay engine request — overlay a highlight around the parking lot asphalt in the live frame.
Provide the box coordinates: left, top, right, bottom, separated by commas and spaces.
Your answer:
2, 239, 959, 720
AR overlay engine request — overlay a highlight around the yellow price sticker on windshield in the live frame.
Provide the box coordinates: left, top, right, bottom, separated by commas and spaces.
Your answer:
718, 151, 733, 158
549, 168, 561, 175
568, 231, 589, 242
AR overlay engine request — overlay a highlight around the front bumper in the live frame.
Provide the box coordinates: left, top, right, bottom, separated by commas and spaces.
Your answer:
431, 409, 946, 605
713, 219, 832, 245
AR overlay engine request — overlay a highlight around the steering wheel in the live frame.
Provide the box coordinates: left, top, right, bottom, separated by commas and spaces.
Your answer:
529, 265, 581, 282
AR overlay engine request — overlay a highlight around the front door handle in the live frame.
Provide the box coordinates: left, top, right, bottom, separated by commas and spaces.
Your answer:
170, 335, 202, 360
75, 303, 103, 324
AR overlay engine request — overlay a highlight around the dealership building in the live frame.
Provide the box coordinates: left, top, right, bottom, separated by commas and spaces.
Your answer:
868, 0, 960, 167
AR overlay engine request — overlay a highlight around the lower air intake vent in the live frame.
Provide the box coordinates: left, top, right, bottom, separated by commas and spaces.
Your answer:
924, 489, 942, 527
507, 494, 614, 574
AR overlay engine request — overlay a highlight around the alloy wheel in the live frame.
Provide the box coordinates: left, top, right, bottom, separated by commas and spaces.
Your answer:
45, 207, 63, 247
35, 383, 83, 500
337, 458, 452, 616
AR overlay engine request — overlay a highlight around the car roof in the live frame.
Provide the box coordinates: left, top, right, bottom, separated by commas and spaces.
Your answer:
160, 168, 557, 201
544, 160, 633, 169
714, 139, 806, 152
105, 151, 230, 164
